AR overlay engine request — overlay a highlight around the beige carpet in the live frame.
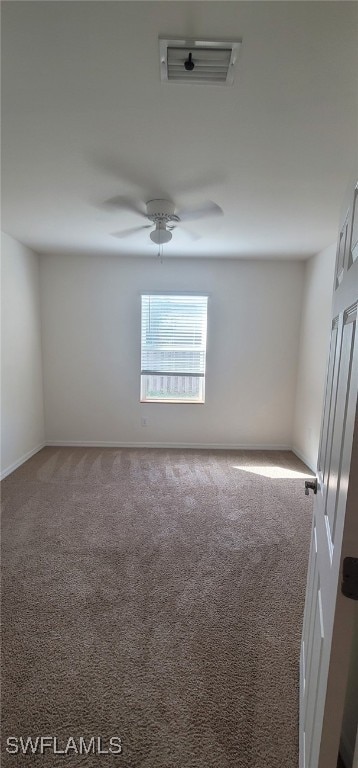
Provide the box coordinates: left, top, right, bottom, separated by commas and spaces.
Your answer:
1, 447, 313, 767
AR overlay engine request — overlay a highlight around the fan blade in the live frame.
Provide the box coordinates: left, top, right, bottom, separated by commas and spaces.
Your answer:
90, 154, 169, 199
181, 225, 201, 242
177, 201, 223, 222
102, 195, 147, 218
90, 153, 225, 207
169, 224, 201, 242
111, 225, 151, 239
171, 171, 225, 197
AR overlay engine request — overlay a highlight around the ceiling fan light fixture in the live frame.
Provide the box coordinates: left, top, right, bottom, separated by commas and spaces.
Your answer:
107, 195, 221, 248
150, 223, 172, 245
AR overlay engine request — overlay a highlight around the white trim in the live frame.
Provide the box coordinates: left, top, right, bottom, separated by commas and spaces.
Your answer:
46, 441, 292, 450
140, 290, 210, 297
292, 445, 317, 473
0, 442, 46, 480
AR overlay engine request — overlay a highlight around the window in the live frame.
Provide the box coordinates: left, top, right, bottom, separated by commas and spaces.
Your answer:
140, 294, 208, 403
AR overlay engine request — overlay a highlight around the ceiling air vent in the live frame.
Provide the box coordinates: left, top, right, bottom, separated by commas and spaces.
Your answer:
159, 38, 241, 86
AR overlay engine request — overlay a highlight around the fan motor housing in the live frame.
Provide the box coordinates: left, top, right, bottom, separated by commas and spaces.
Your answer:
146, 199, 179, 224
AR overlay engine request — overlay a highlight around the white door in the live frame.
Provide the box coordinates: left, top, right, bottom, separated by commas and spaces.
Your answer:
300, 178, 358, 768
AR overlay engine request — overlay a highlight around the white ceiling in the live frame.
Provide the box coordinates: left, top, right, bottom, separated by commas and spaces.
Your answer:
2, 1, 357, 259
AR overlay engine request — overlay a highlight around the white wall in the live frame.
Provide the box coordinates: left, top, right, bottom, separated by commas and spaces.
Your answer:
1, 232, 45, 478
41, 254, 304, 448
293, 243, 336, 470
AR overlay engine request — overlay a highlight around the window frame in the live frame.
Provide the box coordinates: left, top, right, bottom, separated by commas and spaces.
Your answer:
139, 291, 209, 405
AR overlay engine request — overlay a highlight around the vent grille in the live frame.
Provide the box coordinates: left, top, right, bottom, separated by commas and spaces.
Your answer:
159, 38, 241, 86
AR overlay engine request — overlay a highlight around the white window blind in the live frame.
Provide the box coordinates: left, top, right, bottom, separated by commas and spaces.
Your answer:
140, 294, 208, 403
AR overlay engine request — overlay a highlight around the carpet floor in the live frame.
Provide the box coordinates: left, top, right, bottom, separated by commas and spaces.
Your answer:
1, 447, 313, 767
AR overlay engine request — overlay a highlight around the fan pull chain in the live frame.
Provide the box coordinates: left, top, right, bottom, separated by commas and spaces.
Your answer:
157, 243, 164, 264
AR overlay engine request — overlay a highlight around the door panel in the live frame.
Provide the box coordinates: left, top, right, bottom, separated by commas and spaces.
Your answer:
336, 211, 350, 288
302, 535, 325, 768
318, 318, 340, 486
326, 308, 357, 539
305, 584, 324, 765
348, 184, 358, 267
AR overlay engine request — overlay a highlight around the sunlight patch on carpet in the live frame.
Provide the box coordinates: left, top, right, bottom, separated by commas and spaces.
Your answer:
232, 465, 314, 479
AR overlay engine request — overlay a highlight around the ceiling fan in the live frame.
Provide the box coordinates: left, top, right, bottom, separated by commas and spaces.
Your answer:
105, 197, 223, 244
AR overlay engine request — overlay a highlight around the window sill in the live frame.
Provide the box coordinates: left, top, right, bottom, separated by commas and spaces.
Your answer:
140, 399, 205, 405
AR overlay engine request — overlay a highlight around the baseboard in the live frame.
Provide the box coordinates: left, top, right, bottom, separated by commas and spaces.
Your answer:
292, 445, 317, 473
0, 442, 46, 480
46, 440, 292, 451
